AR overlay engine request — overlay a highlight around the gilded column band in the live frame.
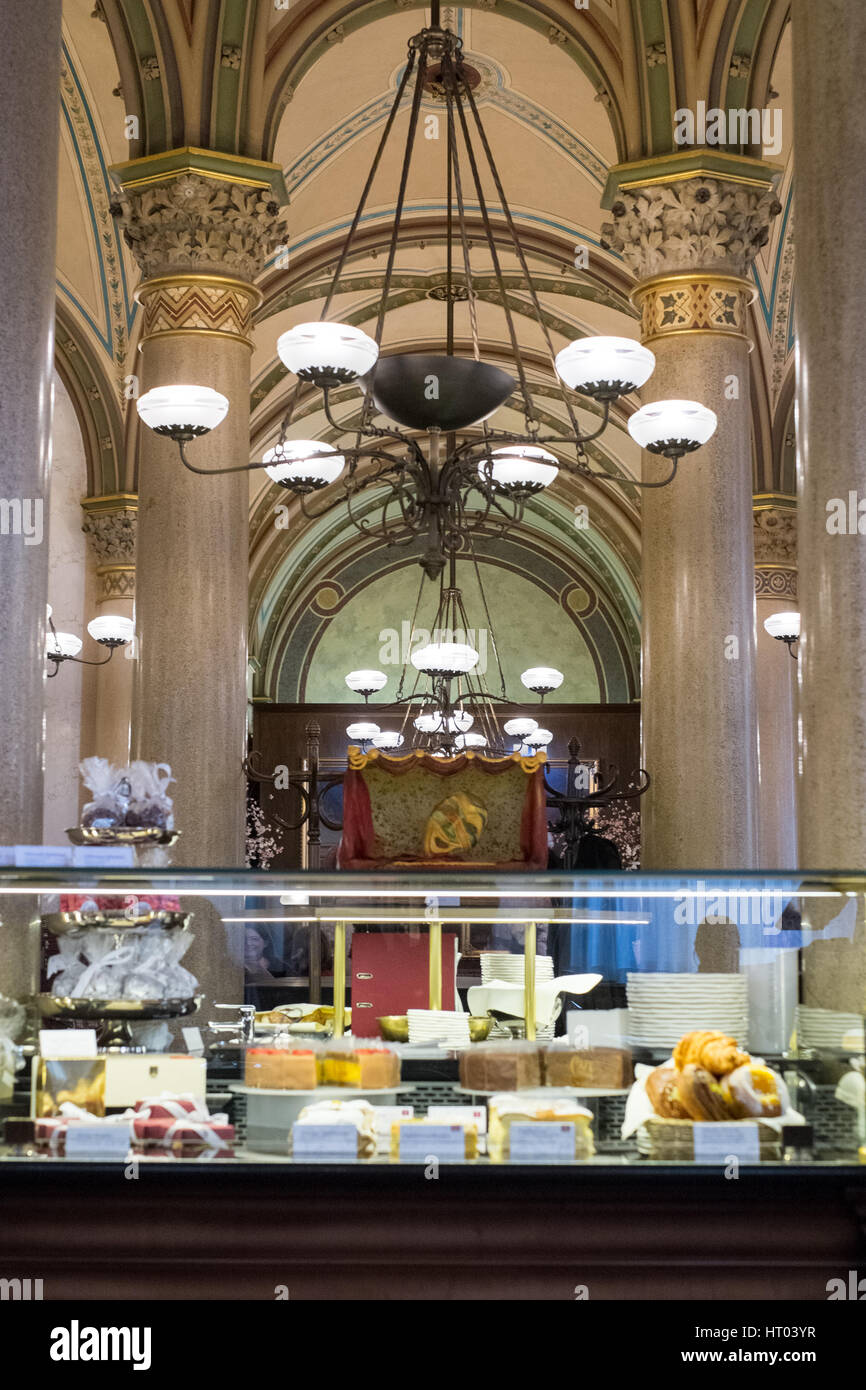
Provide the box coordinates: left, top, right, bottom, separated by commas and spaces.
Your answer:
632, 272, 754, 347
135, 274, 262, 350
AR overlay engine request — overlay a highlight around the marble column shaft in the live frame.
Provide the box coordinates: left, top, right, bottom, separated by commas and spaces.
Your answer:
81, 496, 138, 768
112, 162, 287, 868
753, 502, 798, 869
602, 165, 780, 868
793, 0, 866, 868
0, 2, 62, 1000
0, 1, 62, 849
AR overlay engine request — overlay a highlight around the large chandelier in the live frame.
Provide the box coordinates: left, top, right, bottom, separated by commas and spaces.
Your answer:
135, 6, 717, 580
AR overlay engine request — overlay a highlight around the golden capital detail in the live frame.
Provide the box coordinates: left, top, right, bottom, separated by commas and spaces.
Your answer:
601, 175, 781, 286
633, 272, 752, 345
135, 274, 262, 348
81, 495, 137, 602
753, 500, 797, 600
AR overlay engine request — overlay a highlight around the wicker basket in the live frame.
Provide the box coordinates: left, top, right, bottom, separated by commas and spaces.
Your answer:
640, 1116, 782, 1160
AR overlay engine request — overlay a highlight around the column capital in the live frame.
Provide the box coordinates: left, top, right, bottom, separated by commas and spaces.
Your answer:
753, 494, 797, 600
81, 494, 137, 601
109, 148, 289, 286
601, 153, 781, 291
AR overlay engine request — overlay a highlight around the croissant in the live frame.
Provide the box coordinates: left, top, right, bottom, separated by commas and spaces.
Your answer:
672, 1030, 721, 1071
700, 1036, 750, 1076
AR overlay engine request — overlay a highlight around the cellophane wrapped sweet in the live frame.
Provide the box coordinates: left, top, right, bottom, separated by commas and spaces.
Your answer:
79, 756, 130, 830
47, 927, 198, 1001
124, 761, 174, 830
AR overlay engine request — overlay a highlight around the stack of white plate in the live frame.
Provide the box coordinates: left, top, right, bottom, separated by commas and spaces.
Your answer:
796, 1005, 865, 1052
407, 1009, 471, 1046
626, 972, 749, 1049
480, 953, 555, 985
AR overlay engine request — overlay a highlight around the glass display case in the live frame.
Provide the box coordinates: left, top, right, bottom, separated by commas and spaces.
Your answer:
2, 866, 864, 1172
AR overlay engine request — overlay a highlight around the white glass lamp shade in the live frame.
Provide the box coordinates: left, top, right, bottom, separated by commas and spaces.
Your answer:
136, 385, 229, 436
480, 446, 558, 494
527, 728, 553, 747
47, 631, 82, 659
346, 722, 379, 741
345, 669, 387, 696
764, 611, 801, 641
628, 399, 717, 454
411, 642, 479, 677
371, 731, 404, 750
556, 336, 655, 399
455, 733, 487, 750
504, 717, 538, 738
414, 710, 474, 734
87, 615, 135, 647
263, 441, 345, 489
520, 666, 564, 695
276, 322, 379, 384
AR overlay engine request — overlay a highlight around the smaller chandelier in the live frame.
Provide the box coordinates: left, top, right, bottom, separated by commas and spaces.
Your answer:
46, 609, 134, 678
414, 710, 473, 734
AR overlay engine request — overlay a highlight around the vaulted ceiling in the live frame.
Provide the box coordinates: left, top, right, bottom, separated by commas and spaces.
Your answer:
56, 0, 796, 692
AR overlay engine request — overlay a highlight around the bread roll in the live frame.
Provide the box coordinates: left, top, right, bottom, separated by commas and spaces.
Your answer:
678, 1063, 734, 1121
645, 1063, 690, 1119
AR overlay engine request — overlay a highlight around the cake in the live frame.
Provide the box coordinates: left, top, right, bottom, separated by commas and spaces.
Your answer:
245, 1047, 317, 1090
390, 1118, 478, 1160
293, 1100, 378, 1158
318, 1045, 400, 1089
487, 1094, 595, 1162
459, 1044, 543, 1092
543, 1046, 633, 1089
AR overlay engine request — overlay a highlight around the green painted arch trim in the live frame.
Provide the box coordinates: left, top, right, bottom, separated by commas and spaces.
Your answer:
54, 302, 126, 497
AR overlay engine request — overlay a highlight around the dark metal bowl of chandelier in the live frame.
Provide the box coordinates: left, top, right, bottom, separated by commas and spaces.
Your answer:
361, 354, 515, 432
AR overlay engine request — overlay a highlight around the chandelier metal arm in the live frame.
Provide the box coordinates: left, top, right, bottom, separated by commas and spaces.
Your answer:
460, 68, 587, 444
321, 385, 421, 451
176, 438, 268, 477
449, 70, 536, 429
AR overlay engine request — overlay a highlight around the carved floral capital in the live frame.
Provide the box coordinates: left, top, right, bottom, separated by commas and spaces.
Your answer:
113, 173, 288, 282
601, 176, 781, 283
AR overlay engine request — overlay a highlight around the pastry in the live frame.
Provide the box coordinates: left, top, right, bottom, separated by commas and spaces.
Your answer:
722, 1063, 784, 1119
672, 1030, 749, 1075
677, 1063, 735, 1121
245, 1047, 317, 1089
459, 1045, 543, 1091
543, 1046, 633, 1089
390, 1118, 478, 1160
645, 1063, 691, 1119
318, 1046, 400, 1088
487, 1094, 594, 1161
293, 1100, 378, 1158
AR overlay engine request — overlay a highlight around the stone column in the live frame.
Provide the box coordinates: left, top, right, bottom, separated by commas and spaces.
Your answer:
81, 495, 138, 768
111, 155, 287, 867
0, 0, 62, 852
793, 0, 866, 867
752, 499, 798, 868
602, 155, 780, 868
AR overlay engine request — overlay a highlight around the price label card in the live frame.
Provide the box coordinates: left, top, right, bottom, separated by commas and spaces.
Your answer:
509, 1122, 575, 1161
15, 844, 72, 868
39, 1028, 98, 1059
71, 845, 136, 868
65, 1124, 131, 1160
427, 1104, 487, 1135
373, 1106, 413, 1151
693, 1123, 760, 1164
292, 1124, 358, 1162
398, 1124, 466, 1161
181, 1027, 204, 1056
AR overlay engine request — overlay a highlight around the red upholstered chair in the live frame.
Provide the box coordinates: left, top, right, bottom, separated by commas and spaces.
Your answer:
338, 747, 548, 870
